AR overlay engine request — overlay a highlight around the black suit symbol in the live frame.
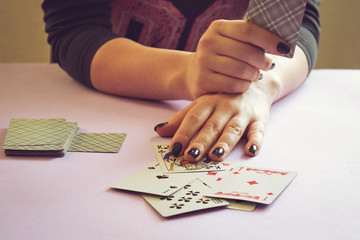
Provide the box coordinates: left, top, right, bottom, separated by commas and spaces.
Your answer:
156, 174, 169, 179
160, 195, 175, 201
170, 203, 184, 209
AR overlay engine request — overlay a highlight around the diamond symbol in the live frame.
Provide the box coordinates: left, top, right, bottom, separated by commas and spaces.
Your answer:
247, 180, 258, 185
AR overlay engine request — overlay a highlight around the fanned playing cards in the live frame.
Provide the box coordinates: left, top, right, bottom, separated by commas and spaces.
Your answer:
111, 144, 296, 217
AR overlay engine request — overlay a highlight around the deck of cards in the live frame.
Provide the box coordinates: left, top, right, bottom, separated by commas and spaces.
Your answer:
111, 143, 297, 217
2, 118, 126, 157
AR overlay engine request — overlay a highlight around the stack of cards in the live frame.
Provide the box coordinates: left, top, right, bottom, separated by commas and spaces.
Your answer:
2, 118, 77, 157
111, 143, 296, 217
2, 118, 126, 157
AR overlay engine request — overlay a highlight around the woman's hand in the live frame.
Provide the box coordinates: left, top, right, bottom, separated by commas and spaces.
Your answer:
154, 79, 276, 162
184, 19, 289, 99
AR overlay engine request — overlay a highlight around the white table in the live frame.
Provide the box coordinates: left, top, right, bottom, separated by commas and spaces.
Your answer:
1, 64, 359, 239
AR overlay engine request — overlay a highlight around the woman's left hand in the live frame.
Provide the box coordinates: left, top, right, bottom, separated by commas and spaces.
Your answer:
154, 81, 275, 162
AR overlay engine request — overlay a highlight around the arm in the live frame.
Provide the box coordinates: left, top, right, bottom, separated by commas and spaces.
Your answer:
90, 20, 287, 100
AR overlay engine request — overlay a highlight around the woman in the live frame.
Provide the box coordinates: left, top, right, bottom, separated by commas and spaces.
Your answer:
42, 0, 321, 162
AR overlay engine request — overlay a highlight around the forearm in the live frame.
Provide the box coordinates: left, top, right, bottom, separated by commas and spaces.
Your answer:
256, 45, 309, 104
90, 38, 193, 100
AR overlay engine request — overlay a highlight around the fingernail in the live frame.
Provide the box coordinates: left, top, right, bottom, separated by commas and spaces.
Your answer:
270, 62, 275, 70
277, 42, 290, 55
258, 73, 263, 80
187, 148, 200, 160
249, 144, 257, 155
170, 142, 182, 157
154, 122, 168, 131
212, 147, 224, 158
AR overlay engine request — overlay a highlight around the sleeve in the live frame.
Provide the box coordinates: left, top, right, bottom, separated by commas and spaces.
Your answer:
42, 0, 120, 88
297, 0, 321, 73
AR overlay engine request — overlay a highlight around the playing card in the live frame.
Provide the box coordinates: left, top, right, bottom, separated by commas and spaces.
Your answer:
247, 0, 307, 58
226, 199, 256, 211
68, 133, 126, 153
111, 162, 203, 196
142, 179, 229, 217
153, 143, 226, 173
200, 162, 296, 204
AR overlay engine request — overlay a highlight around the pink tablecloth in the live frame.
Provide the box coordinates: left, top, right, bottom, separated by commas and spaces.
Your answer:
0, 64, 359, 240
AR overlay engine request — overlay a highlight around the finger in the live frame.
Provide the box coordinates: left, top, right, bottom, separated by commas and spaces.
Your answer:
169, 100, 214, 157
209, 115, 248, 161
199, 71, 252, 94
210, 35, 273, 71
245, 120, 267, 156
183, 108, 232, 162
213, 20, 290, 56
208, 54, 261, 82
154, 101, 195, 137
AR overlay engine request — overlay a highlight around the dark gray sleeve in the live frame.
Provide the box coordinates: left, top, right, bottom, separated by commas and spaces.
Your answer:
297, 0, 321, 72
42, 0, 120, 88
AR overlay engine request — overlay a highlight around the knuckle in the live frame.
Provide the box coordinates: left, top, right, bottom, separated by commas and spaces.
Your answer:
198, 36, 213, 49
248, 127, 265, 137
240, 21, 254, 37
227, 120, 244, 136
187, 111, 204, 123
209, 19, 226, 31
222, 97, 239, 110
203, 121, 222, 136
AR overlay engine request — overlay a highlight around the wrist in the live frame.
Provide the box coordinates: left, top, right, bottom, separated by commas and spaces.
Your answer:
253, 72, 282, 105
168, 51, 194, 100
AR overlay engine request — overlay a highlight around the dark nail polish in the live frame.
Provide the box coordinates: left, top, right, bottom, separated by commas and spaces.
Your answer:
212, 147, 224, 158
258, 73, 263, 80
187, 148, 200, 160
270, 62, 275, 70
249, 145, 257, 155
170, 142, 182, 157
154, 122, 168, 131
277, 42, 290, 55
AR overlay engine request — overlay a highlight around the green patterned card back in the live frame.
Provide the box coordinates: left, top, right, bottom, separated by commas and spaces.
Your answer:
3, 120, 78, 157
3, 118, 67, 147
68, 133, 126, 153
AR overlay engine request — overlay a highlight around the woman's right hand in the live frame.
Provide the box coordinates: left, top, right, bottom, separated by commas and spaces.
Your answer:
184, 19, 290, 99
